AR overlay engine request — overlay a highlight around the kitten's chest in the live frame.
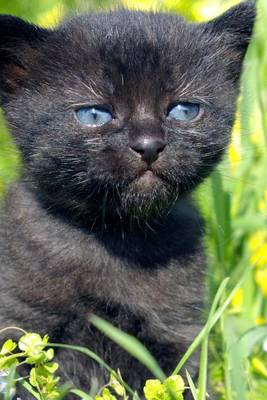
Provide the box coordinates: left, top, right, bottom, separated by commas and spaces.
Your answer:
3, 186, 205, 340
7, 215, 203, 303
76, 244, 205, 348
56, 231, 204, 317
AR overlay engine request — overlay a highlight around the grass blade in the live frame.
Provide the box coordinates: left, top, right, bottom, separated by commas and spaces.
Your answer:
21, 380, 41, 399
173, 266, 254, 376
238, 325, 267, 358
173, 277, 229, 375
197, 278, 231, 399
223, 316, 246, 400
186, 370, 198, 400
91, 316, 166, 381
4, 365, 16, 400
48, 342, 136, 398
70, 388, 94, 399
197, 339, 208, 400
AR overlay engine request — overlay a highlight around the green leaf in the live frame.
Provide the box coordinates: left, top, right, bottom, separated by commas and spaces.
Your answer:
96, 388, 117, 400
44, 362, 59, 374
29, 368, 38, 388
0, 339, 17, 355
26, 353, 46, 365
109, 372, 126, 397
45, 348, 55, 361
0, 355, 18, 370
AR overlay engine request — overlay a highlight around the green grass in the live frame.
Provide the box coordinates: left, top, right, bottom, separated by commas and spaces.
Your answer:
0, 0, 266, 399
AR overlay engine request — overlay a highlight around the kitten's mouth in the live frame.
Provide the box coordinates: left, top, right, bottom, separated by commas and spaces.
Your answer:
138, 169, 157, 179
136, 168, 160, 185
118, 167, 178, 218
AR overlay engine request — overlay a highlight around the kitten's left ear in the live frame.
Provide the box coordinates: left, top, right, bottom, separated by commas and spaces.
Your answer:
204, 1, 256, 79
0, 15, 49, 103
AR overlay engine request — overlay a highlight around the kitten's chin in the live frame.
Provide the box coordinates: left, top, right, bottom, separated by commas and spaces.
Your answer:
118, 173, 179, 219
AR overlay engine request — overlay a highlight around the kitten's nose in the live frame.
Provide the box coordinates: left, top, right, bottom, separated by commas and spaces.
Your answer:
130, 138, 166, 165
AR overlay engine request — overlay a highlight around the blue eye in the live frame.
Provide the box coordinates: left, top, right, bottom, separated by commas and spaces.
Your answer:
167, 102, 200, 121
75, 106, 113, 127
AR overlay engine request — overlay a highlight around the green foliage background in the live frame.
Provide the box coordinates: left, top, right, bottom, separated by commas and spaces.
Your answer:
0, 0, 266, 399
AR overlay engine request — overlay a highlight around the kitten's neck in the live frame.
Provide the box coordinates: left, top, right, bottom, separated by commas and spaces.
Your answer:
22, 179, 186, 235
4, 182, 204, 267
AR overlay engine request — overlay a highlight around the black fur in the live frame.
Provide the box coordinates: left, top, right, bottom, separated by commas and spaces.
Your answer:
0, 2, 255, 399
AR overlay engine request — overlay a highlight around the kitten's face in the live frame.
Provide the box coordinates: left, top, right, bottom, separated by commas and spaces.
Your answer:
0, 4, 255, 222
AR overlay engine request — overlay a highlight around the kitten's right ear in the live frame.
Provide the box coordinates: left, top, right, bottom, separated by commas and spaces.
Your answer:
0, 15, 49, 103
204, 1, 256, 81
207, 1, 256, 44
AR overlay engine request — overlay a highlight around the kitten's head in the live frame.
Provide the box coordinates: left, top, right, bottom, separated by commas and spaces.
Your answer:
0, 2, 255, 223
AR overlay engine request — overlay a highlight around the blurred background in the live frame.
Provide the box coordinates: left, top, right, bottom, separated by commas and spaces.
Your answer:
0, 0, 266, 399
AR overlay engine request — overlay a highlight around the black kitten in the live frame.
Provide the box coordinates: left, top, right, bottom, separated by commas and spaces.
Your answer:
0, 2, 255, 399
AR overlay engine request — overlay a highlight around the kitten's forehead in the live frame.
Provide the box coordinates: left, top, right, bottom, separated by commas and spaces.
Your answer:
0, 3, 255, 108
54, 11, 216, 99
63, 10, 187, 49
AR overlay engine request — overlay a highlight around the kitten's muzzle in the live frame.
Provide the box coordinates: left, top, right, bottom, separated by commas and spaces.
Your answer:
130, 138, 166, 165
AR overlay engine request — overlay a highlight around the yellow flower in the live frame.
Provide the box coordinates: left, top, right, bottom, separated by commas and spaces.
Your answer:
250, 230, 267, 268
229, 118, 241, 171
231, 287, 244, 312
37, 5, 62, 28
250, 230, 267, 294
144, 375, 185, 400
259, 190, 267, 213
250, 107, 265, 146
18, 333, 47, 356
256, 316, 266, 325
164, 0, 182, 9
251, 129, 263, 145
192, 0, 239, 22
252, 357, 267, 378
192, 1, 222, 21
255, 268, 267, 297
121, 0, 158, 11
250, 231, 267, 252
251, 244, 267, 268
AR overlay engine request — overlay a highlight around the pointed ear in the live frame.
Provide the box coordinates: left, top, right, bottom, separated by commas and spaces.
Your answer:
204, 1, 256, 80
0, 15, 49, 102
